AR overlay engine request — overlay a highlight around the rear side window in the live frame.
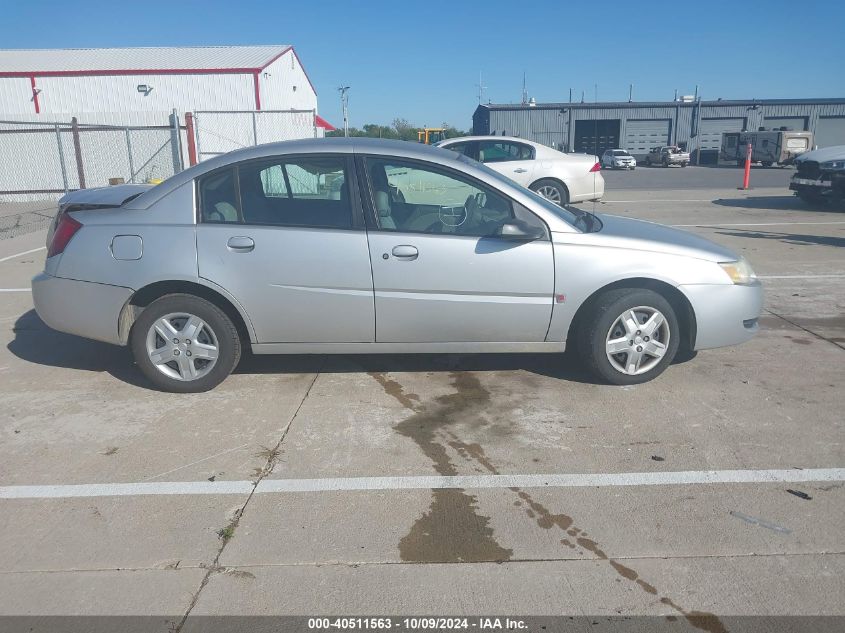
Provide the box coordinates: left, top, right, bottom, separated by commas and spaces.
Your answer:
478, 141, 534, 163
199, 168, 240, 223
442, 142, 474, 158
238, 157, 351, 228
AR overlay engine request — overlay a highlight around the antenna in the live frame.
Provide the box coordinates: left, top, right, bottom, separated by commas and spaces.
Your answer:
476, 71, 487, 105
337, 86, 350, 137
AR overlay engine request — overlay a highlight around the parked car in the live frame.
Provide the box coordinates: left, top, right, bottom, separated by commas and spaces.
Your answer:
33, 138, 762, 392
646, 146, 690, 167
436, 136, 603, 206
601, 149, 637, 170
789, 145, 845, 206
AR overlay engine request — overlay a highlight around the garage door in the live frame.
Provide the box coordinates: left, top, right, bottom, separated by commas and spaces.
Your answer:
815, 117, 845, 148
624, 119, 671, 154
699, 118, 745, 150
764, 117, 807, 131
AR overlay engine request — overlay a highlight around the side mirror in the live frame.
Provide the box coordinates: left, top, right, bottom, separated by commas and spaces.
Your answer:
497, 221, 544, 241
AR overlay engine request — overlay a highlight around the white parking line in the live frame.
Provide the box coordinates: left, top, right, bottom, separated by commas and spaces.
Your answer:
0, 246, 45, 263
604, 199, 715, 203
759, 274, 845, 280
1, 468, 842, 499
672, 221, 845, 227
0, 288, 32, 292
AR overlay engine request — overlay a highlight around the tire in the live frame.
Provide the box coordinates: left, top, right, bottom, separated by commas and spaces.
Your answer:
576, 288, 680, 385
681, 161, 688, 168
530, 179, 569, 206
130, 293, 242, 393
762, 161, 773, 167
662, 158, 669, 168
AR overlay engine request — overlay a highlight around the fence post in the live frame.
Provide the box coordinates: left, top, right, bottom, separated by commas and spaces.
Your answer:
184, 112, 198, 166
252, 111, 258, 146
169, 109, 183, 172
71, 117, 86, 189
125, 127, 136, 183
55, 124, 69, 194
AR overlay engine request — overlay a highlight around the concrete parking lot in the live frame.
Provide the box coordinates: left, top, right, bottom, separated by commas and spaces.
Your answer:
0, 167, 843, 631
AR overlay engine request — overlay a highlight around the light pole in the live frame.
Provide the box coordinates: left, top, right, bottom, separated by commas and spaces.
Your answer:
338, 86, 350, 137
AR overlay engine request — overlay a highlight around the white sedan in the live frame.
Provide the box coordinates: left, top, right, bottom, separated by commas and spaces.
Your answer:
437, 136, 604, 206
602, 149, 637, 170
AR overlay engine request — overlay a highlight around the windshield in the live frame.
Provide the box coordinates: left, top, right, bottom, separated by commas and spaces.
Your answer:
455, 153, 583, 228
612, 150, 629, 156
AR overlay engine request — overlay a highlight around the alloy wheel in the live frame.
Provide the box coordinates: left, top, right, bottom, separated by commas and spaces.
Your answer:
536, 185, 561, 204
145, 312, 220, 381
604, 306, 670, 376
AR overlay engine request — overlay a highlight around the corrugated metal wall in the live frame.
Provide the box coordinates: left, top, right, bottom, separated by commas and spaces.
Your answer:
477, 100, 845, 159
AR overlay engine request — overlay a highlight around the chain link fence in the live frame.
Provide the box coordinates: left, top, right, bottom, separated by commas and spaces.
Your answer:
193, 110, 319, 161
0, 114, 185, 202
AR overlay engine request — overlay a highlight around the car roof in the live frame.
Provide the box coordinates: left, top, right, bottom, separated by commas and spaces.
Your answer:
440, 135, 541, 147
127, 137, 465, 209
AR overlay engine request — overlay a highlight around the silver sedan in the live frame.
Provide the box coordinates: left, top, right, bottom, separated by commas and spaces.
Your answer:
33, 138, 762, 392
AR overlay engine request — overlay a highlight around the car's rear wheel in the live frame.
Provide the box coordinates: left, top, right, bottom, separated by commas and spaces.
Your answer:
530, 179, 569, 206
577, 288, 680, 385
130, 294, 241, 393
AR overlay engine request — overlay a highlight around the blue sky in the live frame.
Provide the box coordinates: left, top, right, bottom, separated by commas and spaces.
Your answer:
2, 0, 844, 130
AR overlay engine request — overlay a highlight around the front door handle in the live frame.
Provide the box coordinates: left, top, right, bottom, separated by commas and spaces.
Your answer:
514, 168, 528, 173
227, 236, 255, 252
390, 245, 418, 260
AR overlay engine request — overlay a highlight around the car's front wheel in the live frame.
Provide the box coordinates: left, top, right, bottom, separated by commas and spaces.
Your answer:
130, 294, 241, 392
530, 179, 569, 206
577, 288, 680, 385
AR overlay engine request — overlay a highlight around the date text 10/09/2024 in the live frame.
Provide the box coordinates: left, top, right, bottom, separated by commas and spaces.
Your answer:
308, 618, 528, 630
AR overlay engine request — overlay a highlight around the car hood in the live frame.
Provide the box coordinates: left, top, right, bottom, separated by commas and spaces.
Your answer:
580, 213, 738, 262
59, 183, 153, 207
794, 145, 845, 163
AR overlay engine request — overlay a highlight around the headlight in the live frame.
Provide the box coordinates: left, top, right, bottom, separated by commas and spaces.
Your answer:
820, 160, 845, 170
719, 258, 757, 285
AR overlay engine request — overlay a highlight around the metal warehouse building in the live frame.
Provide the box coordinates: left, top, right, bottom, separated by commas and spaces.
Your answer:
0, 45, 319, 117
473, 98, 845, 162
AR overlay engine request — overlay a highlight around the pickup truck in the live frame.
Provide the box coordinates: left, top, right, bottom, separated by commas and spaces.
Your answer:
789, 145, 845, 207
645, 146, 690, 167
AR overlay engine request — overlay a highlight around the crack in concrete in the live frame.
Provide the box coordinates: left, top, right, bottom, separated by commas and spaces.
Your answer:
170, 364, 324, 632
764, 309, 845, 351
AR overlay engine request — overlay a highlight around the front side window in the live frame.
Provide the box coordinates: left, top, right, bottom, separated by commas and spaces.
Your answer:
367, 158, 536, 238
477, 141, 533, 163
237, 157, 351, 229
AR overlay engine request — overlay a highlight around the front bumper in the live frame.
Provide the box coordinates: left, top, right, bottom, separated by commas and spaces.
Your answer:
32, 272, 132, 345
681, 281, 763, 350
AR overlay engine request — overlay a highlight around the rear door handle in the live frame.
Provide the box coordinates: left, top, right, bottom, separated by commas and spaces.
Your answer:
390, 245, 418, 260
514, 168, 528, 173
227, 236, 255, 252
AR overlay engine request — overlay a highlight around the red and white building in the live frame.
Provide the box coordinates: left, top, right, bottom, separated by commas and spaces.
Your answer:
0, 45, 334, 131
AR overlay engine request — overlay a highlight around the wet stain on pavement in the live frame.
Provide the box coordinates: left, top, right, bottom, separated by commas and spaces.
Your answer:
372, 371, 726, 633
398, 488, 512, 563
374, 371, 513, 564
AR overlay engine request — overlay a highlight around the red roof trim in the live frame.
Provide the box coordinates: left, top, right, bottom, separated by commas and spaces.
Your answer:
0, 67, 263, 78
315, 115, 335, 131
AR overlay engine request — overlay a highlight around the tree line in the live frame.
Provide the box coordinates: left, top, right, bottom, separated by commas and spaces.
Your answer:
325, 118, 469, 141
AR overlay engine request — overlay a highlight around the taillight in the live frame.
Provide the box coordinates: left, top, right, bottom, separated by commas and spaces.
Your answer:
589, 162, 602, 173
47, 214, 82, 258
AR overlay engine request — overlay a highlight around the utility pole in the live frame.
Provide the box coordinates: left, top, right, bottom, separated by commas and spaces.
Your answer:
476, 71, 487, 104
629, 83, 633, 103
521, 72, 528, 105
695, 92, 703, 165
337, 86, 350, 137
